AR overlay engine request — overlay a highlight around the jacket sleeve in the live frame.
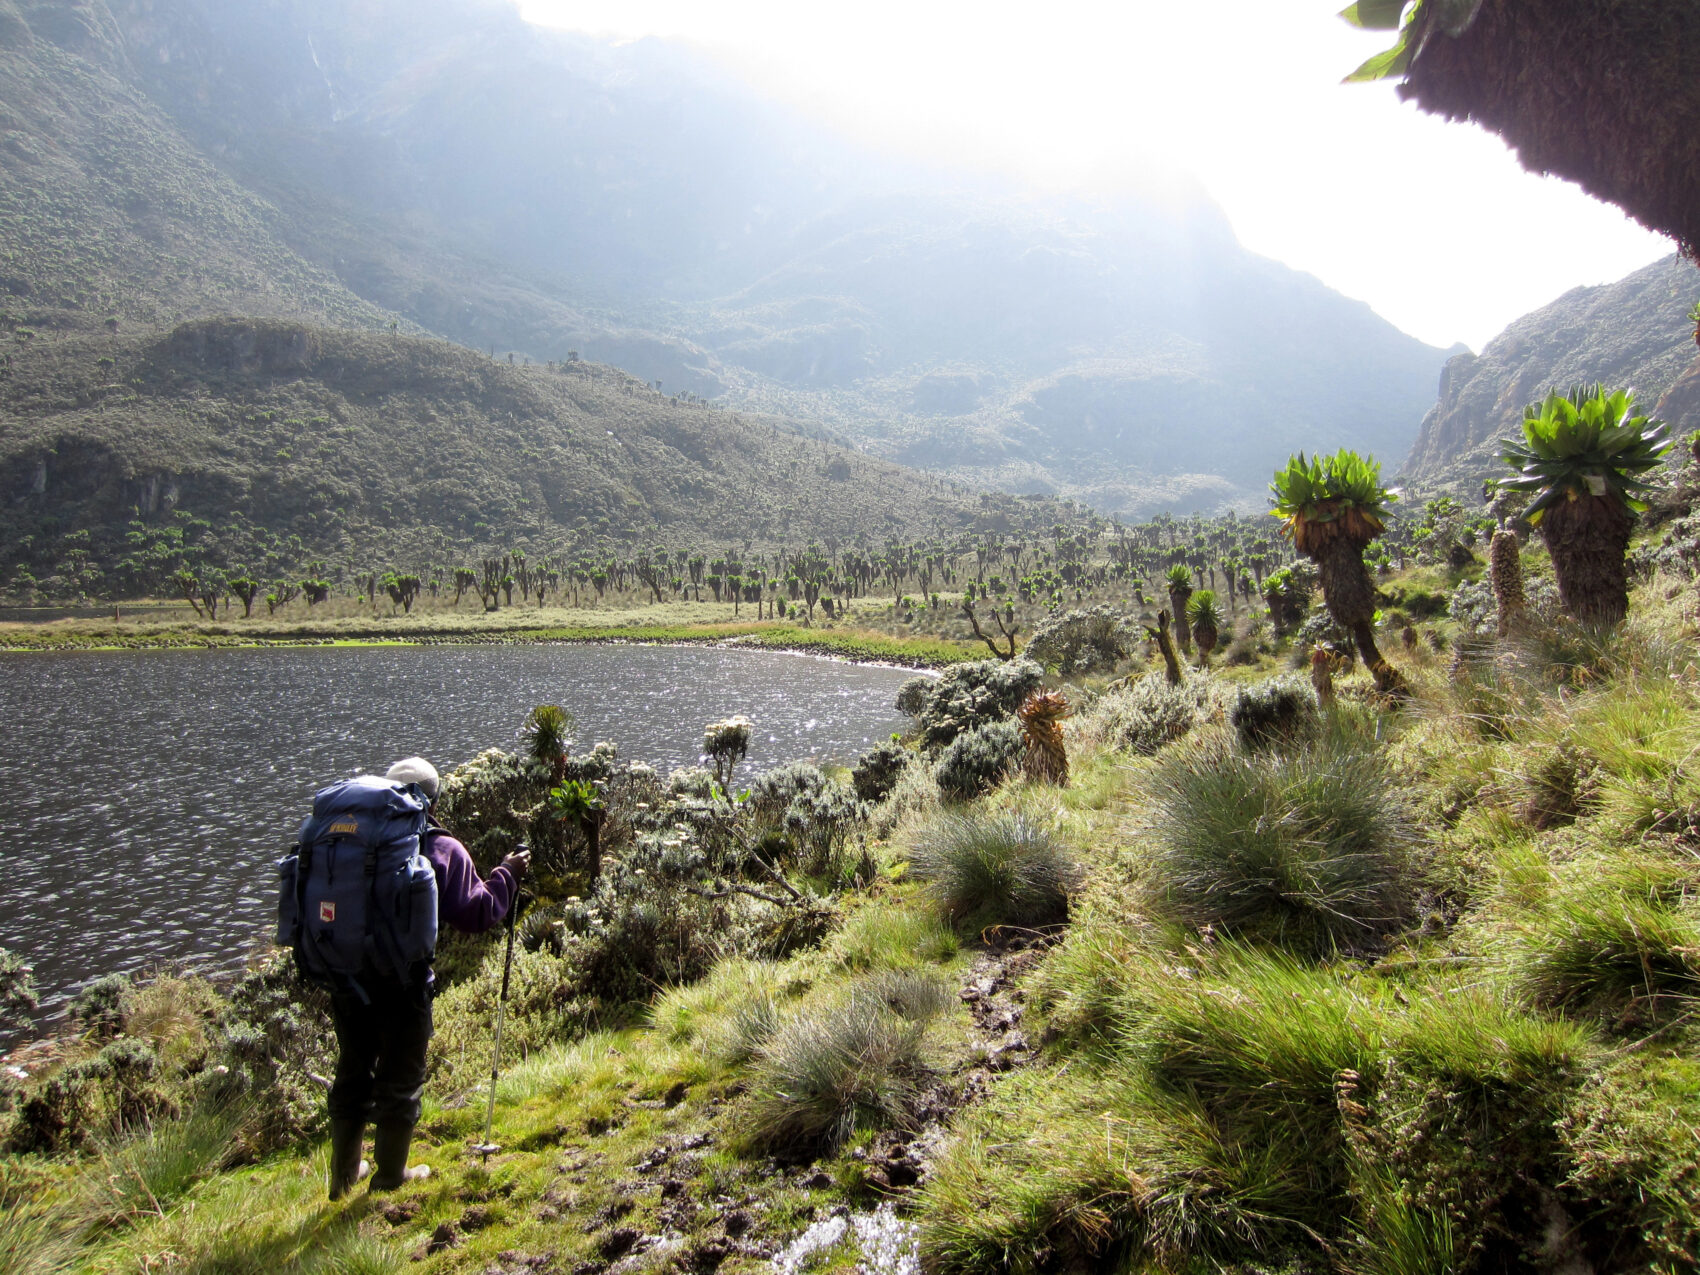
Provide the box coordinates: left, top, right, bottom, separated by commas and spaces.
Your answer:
433, 835, 515, 934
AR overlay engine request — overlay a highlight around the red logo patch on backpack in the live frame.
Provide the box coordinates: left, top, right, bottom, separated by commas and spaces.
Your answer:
319, 901, 337, 923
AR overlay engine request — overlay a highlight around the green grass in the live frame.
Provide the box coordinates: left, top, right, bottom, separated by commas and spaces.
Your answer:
906, 811, 1078, 933
0, 611, 983, 666
735, 983, 937, 1154
17, 561, 1700, 1274
1144, 724, 1418, 952
1510, 884, 1700, 1027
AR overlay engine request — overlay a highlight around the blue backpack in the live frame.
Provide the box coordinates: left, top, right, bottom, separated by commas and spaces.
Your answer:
276, 776, 440, 997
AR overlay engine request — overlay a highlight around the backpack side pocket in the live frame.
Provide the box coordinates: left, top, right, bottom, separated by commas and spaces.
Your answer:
275, 852, 301, 946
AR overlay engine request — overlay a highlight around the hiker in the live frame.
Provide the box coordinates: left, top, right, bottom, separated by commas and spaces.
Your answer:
280, 755, 529, 1199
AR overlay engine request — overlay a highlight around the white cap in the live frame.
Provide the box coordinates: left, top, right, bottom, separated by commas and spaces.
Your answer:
385, 756, 439, 799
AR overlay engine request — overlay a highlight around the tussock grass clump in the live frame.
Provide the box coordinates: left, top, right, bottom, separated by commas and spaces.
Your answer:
916, 1069, 1147, 1273
83, 1102, 247, 1231
908, 810, 1078, 932
1511, 885, 1700, 1028
1125, 946, 1377, 1113
736, 975, 948, 1153
1146, 732, 1417, 951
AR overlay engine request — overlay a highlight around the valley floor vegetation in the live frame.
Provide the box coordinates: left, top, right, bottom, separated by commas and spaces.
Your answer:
6, 444, 1700, 1273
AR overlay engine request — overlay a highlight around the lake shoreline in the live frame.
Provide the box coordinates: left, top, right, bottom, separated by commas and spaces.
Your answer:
0, 619, 979, 669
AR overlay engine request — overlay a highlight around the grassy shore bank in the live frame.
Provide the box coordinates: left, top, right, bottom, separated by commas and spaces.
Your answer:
0, 600, 985, 668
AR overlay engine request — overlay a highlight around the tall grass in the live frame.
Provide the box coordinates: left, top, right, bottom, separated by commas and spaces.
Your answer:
736, 972, 951, 1153
916, 1069, 1148, 1274
1511, 886, 1700, 1027
83, 1101, 247, 1230
1145, 732, 1417, 952
908, 811, 1078, 932
828, 897, 959, 970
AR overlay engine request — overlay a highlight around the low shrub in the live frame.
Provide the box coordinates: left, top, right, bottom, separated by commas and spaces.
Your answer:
199, 953, 336, 1158
748, 763, 870, 876
1146, 735, 1417, 952
1075, 672, 1222, 756
1228, 676, 1317, 750
0, 948, 36, 1033
851, 741, 911, 803
935, 719, 1023, 802
898, 658, 1042, 752
1559, 1053, 1700, 1268
908, 810, 1077, 931
69, 973, 130, 1043
1023, 605, 1136, 675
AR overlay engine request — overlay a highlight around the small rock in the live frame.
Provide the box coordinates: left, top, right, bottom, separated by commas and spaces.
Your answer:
798, 1169, 832, 1190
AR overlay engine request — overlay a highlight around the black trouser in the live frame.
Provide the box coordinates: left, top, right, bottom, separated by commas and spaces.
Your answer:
328, 979, 433, 1126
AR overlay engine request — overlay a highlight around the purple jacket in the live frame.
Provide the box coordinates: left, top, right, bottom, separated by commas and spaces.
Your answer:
424, 829, 516, 934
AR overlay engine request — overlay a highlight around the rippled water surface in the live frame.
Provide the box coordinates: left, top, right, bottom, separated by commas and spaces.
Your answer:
0, 644, 915, 1019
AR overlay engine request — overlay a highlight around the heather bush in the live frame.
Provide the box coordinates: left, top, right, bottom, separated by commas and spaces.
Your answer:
898, 658, 1042, 752
1075, 672, 1223, 756
851, 740, 912, 803
1023, 605, 1136, 675
935, 719, 1023, 802
1229, 676, 1318, 750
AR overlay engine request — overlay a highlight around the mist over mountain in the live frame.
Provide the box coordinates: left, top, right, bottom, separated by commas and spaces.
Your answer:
46, 0, 1454, 515
1402, 254, 1700, 493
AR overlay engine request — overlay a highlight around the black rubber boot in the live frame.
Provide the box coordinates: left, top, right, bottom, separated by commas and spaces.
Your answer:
369, 1121, 432, 1191
327, 1118, 369, 1200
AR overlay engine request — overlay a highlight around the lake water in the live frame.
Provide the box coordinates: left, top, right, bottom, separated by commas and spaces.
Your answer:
0, 643, 916, 1027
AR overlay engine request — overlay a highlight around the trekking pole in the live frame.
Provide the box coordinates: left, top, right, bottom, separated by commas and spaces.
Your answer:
474, 846, 527, 1161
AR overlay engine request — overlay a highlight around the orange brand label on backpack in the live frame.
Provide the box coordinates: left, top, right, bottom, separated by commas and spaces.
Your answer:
329, 820, 359, 835
320, 902, 336, 923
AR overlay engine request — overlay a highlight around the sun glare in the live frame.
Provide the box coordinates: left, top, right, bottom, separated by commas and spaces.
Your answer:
518, 0, 1670, 350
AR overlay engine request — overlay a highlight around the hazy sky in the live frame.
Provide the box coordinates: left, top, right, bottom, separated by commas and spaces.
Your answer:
516, 0, 1673, 352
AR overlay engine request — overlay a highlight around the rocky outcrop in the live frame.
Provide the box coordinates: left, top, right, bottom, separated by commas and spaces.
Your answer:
1403, 254, 1699, 488
1654, 353, 1700, 436
165, 318, 320, 376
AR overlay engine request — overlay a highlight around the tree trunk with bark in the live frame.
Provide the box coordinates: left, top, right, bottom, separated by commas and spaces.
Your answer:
1539, 493, 1634, 624
1315, 537, 1402, 694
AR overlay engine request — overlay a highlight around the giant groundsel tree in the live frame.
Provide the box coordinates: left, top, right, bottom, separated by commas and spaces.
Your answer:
1270, 449, 1402, 692
1496, 384, 1670, 624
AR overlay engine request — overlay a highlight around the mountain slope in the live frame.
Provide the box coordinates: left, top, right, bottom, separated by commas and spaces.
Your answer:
0, 318, 1017, 597
0, 0, 392, 334
1403, 254, 1700, 490
86, 0, 1452, 513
